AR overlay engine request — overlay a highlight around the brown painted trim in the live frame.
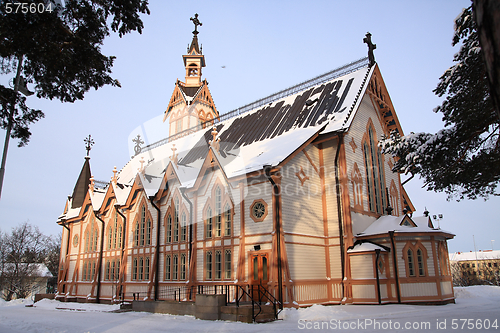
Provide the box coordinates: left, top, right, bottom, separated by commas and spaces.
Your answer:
389, 231, 401, 303
312, 132, 339, 145
303, 149, 319, 175
319, 142, 332, 298
338, 134, 354, 303
430, 237, 442, 298
283, 232, 332, 240
94, 214, 106, 302
149, 198, 161, 300
237, 182, 246, 283
350, 207, 381, 217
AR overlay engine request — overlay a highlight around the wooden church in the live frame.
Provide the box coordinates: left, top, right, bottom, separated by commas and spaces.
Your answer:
56, 17, 455, 307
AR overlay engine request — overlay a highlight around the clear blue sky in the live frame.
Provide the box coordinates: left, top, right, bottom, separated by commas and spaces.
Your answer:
1, 0, 498, 253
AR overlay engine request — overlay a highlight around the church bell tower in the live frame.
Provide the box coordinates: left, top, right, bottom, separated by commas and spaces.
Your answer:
164, 14, 218, 136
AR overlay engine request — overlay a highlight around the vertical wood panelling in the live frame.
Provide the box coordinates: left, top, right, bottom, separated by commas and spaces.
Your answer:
400, 282, 438, 297
441, 281, 452, 295
352, 284, 376, 299
379, 284, 388, 299
294, 284, 328, 302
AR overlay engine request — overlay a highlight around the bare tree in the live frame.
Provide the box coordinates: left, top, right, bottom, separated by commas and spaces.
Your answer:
0, 222, 49, 300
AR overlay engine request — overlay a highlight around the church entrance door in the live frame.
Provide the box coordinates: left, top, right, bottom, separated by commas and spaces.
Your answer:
249, 251, 269, 302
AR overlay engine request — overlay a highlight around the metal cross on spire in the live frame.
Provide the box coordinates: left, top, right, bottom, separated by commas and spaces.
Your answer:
363, 32, 377, 67
132, 134, 144, 156
84, 135, 94, 156
190, 13, 202, 35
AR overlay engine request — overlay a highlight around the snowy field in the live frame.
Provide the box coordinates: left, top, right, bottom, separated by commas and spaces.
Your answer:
0, 286, 499, 332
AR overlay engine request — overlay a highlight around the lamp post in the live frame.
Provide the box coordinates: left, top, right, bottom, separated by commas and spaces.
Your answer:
432, 214, 443, 229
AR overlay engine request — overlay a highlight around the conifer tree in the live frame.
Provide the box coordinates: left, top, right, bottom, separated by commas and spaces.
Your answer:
0, 0, 150, 146
379, 5, 500, 200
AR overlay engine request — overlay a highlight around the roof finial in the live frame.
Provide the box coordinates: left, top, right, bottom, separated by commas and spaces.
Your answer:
423, 207, 429, 217
112, 166, 117, 185
363, 32, 376, 67
84, 135, 94, 156
170, 144, 178, 167
190, 13, 202, 36
138, 156, 145, 174
209, 126, 221, 153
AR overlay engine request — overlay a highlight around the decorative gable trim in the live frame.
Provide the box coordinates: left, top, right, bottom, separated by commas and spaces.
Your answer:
366, 66, 404, 136
400, 215, 417, 227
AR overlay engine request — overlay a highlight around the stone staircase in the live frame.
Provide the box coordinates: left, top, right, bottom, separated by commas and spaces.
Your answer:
221, 303, 277, 323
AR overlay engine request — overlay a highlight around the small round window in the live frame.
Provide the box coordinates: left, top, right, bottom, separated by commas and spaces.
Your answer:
73, 234, 79, 247
250, 200, 268, 222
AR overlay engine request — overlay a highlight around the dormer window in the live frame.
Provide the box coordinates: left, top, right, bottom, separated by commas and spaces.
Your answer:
402, 220, 412, 227
400, 216, 417, 227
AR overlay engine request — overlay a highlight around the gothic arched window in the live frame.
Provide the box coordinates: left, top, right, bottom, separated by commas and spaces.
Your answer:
362, 122, 386, 214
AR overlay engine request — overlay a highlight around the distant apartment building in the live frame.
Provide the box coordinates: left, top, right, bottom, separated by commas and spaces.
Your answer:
449, 250, 500, 286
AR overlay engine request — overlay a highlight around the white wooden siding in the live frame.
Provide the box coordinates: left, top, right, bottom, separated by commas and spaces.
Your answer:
350, 254, 374, 279
244, 180, 273, 235
322, 140, 340, 238
329, 246, 342, 279
286, 243, 326, 280
281, 145, 324, 237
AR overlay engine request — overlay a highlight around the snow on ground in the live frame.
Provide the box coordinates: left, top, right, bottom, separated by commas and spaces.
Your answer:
0, 286, 499, 332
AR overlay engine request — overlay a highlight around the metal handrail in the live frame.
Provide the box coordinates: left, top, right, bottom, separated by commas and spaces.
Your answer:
256, 283, 282, 319
235, 284, 262, 322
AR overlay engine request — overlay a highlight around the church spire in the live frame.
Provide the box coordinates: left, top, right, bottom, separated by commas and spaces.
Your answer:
71, 135, 94, 209
183, 13, 205, 87
164, 14, 218, 135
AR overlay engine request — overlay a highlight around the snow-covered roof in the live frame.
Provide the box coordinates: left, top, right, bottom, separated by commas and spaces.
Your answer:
89, 188, 106, 210
2, 263, 53, 278
57, 197, 82, 222
357, 215, 454, 238
347, 242, 389, 253
449, 250, 500, 261
111, 182, 132, 206
115, 61, 372, 198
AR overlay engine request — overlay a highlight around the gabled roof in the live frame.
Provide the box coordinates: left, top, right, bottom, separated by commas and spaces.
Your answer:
117, 59, 379, 197
449, 250, 500, 261
356, 215, 455, 238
